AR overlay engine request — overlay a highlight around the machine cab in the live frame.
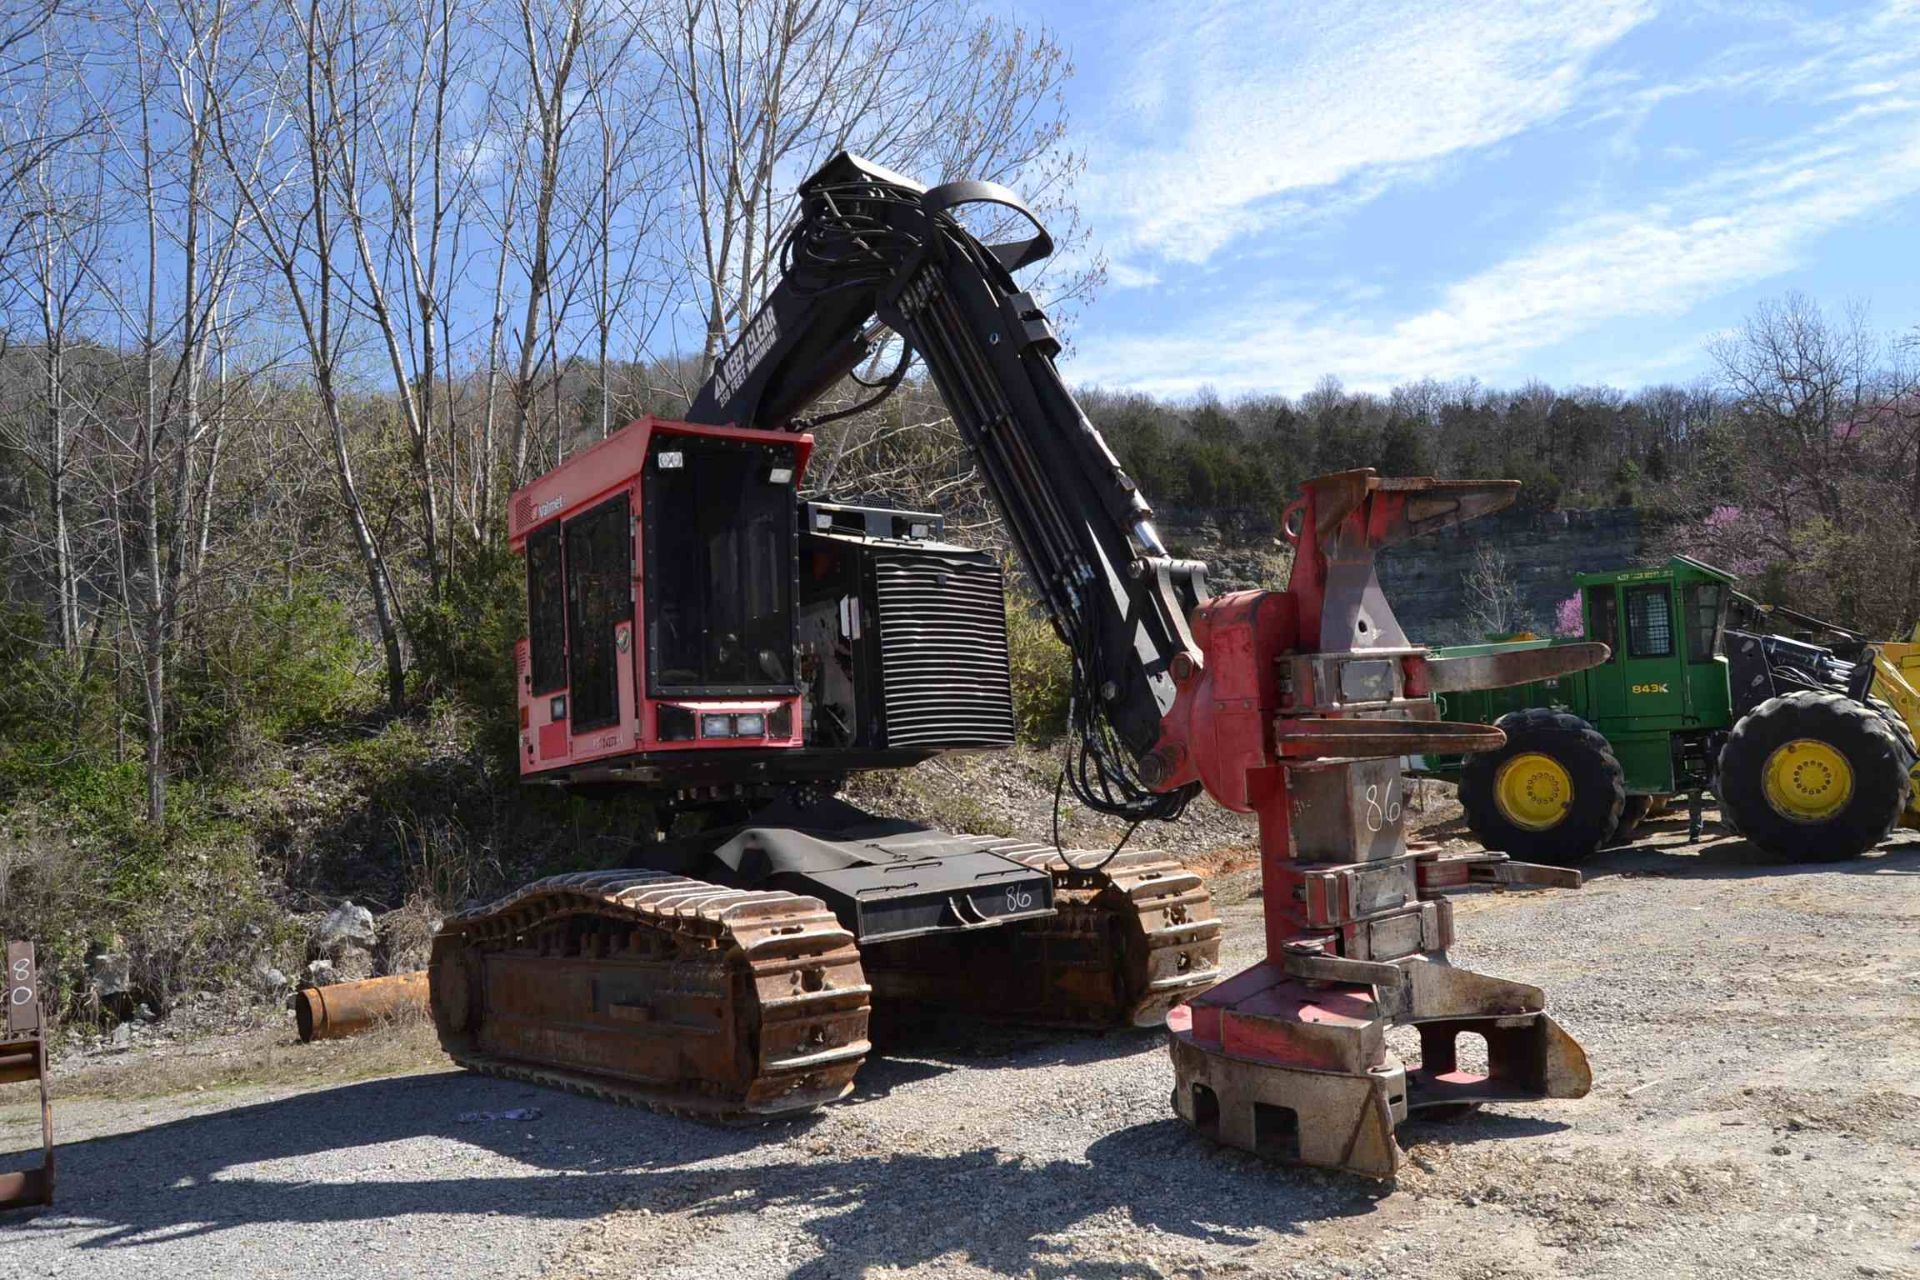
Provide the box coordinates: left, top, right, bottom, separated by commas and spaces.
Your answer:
1577, 556, 1733, 730
508, 416, 1016, 786
511, 418, 811, 781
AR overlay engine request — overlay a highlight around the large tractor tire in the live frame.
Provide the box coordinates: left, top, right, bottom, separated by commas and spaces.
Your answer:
1869, 697, 1918, 766
1608, 794, 1653, 847
1460, 709, 1626, 864
1714, 691, 1907, 862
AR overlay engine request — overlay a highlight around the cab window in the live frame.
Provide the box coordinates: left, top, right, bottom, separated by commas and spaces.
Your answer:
1625, 585, 1675, 659
1683, 582, 1725, 662
1586, 585, 1620, 661
526, 523, 567, 695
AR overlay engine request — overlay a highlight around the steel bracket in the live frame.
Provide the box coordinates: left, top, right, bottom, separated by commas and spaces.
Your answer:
0, 940, 54, 1211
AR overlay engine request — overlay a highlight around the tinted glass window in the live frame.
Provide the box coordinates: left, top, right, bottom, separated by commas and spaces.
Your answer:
526, 524, 566, 694
1586, 585, 1619, 661
1684, 583, 1725, 662
1625, 585, 1675, 659
564, 495, 631, 732
646, 437, 796, 694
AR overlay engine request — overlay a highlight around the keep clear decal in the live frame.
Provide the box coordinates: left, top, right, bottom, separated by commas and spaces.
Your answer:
712, 308, 781, 408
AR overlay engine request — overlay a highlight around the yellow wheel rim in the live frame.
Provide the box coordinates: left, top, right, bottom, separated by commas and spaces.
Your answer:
1494, 752, 1575, 830
1761, 738, 1854, 822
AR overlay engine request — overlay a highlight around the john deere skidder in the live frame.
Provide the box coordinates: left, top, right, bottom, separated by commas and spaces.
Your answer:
1416, 556, 1918, 862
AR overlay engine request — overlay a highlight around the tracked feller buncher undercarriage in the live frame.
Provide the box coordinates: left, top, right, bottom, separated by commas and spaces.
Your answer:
433, 824, 1222, 1115
433, 152, 1600, 1175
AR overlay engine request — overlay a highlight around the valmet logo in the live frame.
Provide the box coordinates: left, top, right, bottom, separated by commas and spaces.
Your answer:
1631, 682, 1671, 695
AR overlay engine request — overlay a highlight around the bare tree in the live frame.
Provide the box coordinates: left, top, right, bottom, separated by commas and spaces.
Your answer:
330, 0, 482, 597
498, 0, 594, 488
1709, 292, 1881, 533
0, 0, 85, 239
1, 45, 99, 660
573, 28, 670, 440
216, 0, 408, 710
73, 0, 265, 822
644, 0, 1084, 388
1464, 541, 1526, 639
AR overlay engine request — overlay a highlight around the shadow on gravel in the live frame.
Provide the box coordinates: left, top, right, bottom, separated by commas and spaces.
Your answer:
1, 1057, 1404, 1266
1573, 831, 1920, 883
623, 1119, 1394, 1280
0, 1070, 784, 1249
870, 1015, 1166, 1074
1399, 1110, 1569, 1151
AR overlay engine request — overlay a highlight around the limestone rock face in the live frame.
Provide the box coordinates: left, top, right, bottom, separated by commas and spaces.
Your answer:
1153, 502, 1647, 645
1377, 506, 1645, 642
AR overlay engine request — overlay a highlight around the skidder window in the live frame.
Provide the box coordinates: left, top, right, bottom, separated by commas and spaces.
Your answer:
1587, 584, 1619, 662
1684, 583, 1725, 663
1625, 585, 1675, 659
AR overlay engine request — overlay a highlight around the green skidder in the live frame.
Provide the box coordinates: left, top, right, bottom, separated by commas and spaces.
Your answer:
1414, 557, 1913, 863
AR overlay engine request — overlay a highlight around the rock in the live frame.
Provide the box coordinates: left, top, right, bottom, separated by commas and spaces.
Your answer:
88, 950, 132, 999
251, 957, 291, 996
315, 901, 378, 952
306, 958, 341, 987
332, 945, 375, 983
377, 903, 442, 974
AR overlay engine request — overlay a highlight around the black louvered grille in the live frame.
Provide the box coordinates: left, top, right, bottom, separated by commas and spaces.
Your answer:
872, 551, 1016, 749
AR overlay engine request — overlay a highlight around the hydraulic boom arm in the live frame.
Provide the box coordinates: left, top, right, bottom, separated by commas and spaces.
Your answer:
686, 153, 1205, 820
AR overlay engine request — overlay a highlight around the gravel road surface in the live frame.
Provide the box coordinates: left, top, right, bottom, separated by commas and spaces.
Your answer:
3, 815, 1917, 1279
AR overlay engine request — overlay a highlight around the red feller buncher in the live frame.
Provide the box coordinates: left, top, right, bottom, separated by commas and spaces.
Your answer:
430, 155, 1600, 1177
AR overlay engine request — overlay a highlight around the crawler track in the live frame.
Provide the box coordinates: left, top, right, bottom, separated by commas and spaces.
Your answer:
430, 871, 871, 1118
861, 843, 1224, 1027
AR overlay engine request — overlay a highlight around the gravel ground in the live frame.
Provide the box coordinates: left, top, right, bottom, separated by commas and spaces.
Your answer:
2, 811, 1917, 1280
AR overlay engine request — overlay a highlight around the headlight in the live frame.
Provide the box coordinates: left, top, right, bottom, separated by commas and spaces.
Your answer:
700, 714, 734, 738
735, 713, 766, 736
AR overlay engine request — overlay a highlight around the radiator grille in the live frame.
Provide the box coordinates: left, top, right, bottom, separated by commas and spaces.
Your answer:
871, 550, 1016, 749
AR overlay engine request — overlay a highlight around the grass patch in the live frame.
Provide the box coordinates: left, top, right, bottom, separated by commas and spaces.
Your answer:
15, 1009, 446, 1108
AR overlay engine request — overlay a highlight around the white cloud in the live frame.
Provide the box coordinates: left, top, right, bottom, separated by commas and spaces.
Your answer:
1070, 118, 1920, 394
1082, 0, 1655, 271
1068, 0, 1920, 396
1105, 261, 1161, 290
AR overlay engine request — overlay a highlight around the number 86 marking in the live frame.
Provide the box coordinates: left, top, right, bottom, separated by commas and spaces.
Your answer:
1364, 781, 1402, 833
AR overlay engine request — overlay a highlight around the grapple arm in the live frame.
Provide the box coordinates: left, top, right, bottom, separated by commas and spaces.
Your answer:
686, 152, 1208, 819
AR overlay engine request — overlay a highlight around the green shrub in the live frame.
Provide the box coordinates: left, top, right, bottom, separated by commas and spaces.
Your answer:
1005, 587, 1071, 743
408, 539, 525, 765
171, 585, 375, 772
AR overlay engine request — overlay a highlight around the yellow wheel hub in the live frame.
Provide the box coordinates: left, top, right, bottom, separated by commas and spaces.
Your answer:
1495, 752, 1575, 830
1762, 738, 1854, 822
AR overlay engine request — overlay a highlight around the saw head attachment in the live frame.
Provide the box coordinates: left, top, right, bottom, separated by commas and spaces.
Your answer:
1164, 469, 1593, 1179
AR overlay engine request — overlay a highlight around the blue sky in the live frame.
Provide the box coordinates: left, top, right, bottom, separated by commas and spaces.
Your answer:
1017, 0, 1920, 397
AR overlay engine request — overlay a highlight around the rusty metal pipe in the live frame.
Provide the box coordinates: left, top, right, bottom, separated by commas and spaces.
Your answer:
295, 971, 429, 1042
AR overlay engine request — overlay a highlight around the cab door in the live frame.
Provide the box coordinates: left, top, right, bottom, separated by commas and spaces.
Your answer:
563, 493, 634, 735
1585, 584, 1627, 721
1620, 581, 1686, 726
